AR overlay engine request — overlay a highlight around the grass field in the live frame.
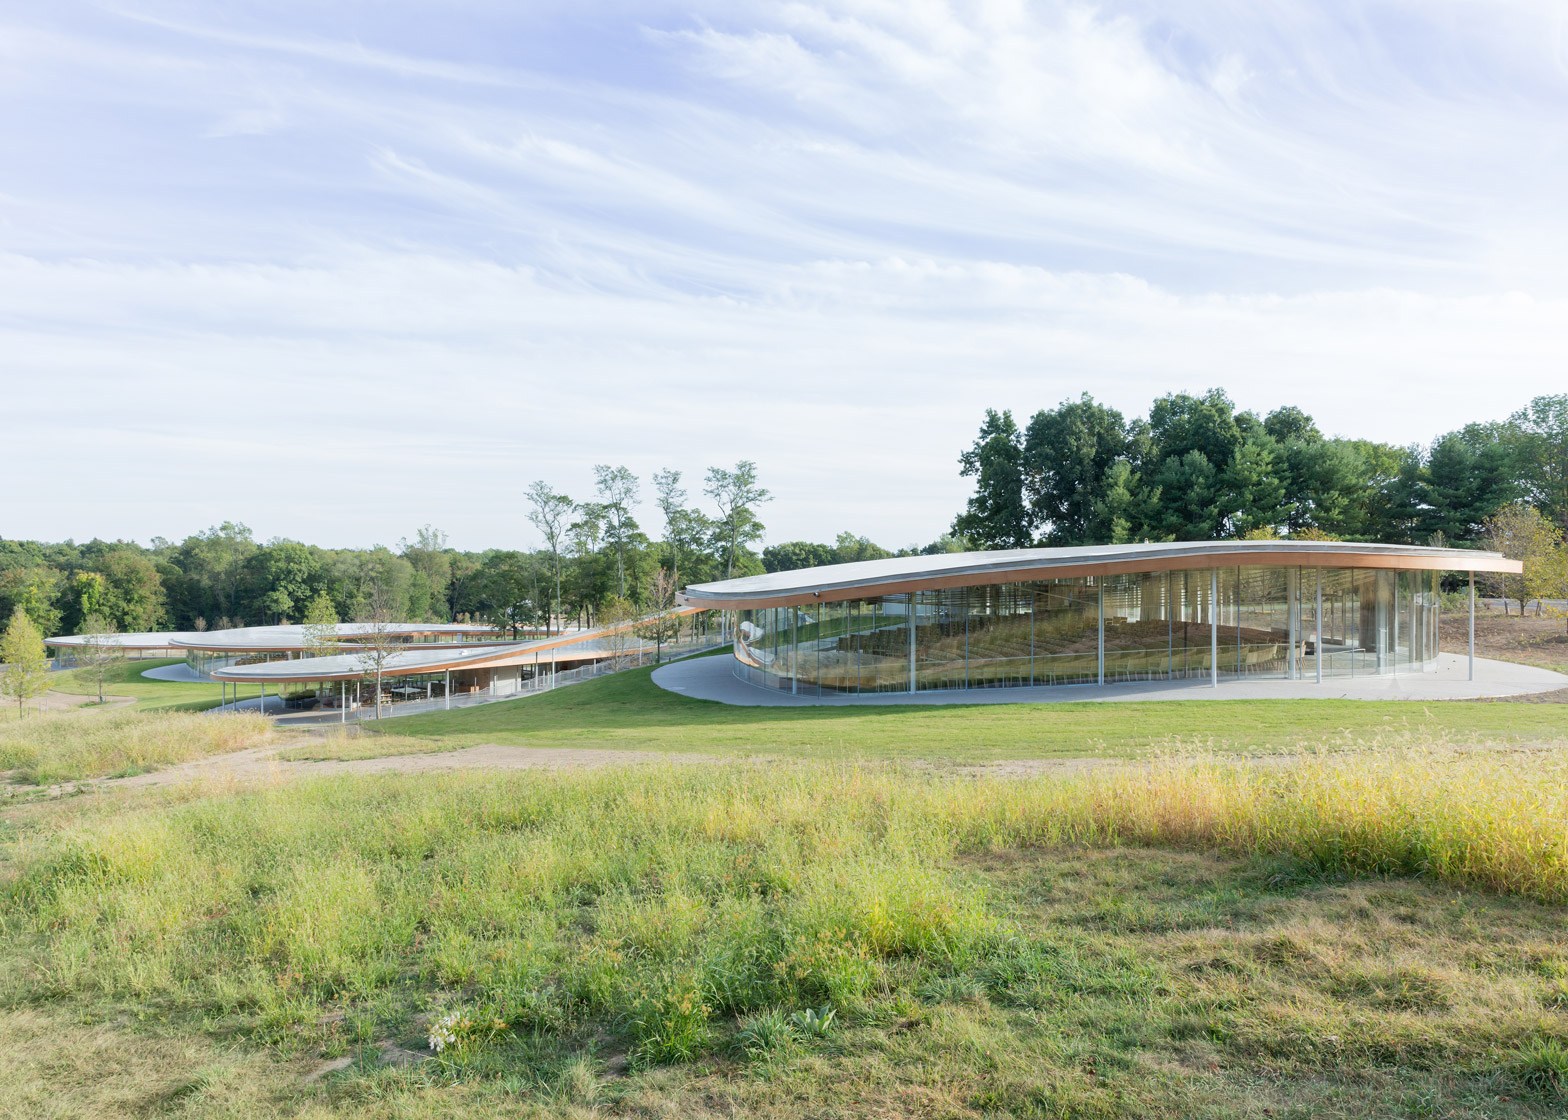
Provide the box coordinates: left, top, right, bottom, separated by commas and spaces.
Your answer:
51, 657, 227, 713
330, 658, 1568, 763
4, 617, 1567, 1117
0, 708, 271, 783
3, 751, 1568, 1118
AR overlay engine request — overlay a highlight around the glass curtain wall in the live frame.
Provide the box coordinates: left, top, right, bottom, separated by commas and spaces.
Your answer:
733, 567, 1443, 695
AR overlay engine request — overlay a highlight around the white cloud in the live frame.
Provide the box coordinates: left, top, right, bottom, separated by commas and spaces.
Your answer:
0, 1, 1565, 548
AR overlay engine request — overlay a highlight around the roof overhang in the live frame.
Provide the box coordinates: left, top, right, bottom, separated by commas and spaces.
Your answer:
210, 608, 698, 683
678, 541, 1523, 611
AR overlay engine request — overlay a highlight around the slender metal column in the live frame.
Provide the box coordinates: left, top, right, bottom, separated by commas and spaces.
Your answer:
1210, 569, 1219, 688
907, 593, 917, 694
1287, 568, 1298, 681
445, 669, 451, 709
1315, 570, 1323, 684
1097, 579, 1105, 686
1468, 571, 1476, 681
791, 606, 798, 696
1392, 573, 1400, 676
340, 679, 345, 725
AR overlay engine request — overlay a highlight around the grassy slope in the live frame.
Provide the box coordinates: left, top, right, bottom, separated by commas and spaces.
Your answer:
0, 709, 272, 783
3, 756, 1567, 1118
375, 658, 1568, 762
50, 658, 226, 712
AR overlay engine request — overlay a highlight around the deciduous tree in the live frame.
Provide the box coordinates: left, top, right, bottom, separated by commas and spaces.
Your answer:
74, 612, 124, 705
594, 465, 641, 599
526, 481, 575, 634
1481, 503, 1564, 616
300, 590, 339, 658
1022, 395, 1130, 545
953, 409, 1032, 548
353, 584, 405, 719
704, 461, 771, 578
639, 568, 683, 664
0, 606, 50, 718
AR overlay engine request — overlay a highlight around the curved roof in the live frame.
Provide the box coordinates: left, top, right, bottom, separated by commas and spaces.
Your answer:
679, 540, 1522, 610
170, 622, 502, 652
47, 622, 508, 652
210, 610, 697, 683
44, 631, 203, 651
211, 643, 557, 683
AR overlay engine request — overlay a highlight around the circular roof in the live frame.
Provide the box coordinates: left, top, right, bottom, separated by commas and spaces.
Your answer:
679, 540, 1521, 609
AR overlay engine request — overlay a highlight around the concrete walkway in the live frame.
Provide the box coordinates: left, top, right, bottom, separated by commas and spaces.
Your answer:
209, 694, 288, 716
652, 652, 1568, 706
141, 663, 203, 682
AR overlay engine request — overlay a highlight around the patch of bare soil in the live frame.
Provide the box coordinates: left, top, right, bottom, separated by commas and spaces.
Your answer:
29, 690, 137, 713
1440, 610, 1568, 702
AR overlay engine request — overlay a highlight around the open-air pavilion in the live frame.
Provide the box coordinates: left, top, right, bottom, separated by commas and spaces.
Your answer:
207, 611, 709, 719
678, 540, 1528, 700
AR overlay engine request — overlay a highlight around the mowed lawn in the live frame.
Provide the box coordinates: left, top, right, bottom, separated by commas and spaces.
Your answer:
50, 657, 226, 712
382, 657, 1568, 761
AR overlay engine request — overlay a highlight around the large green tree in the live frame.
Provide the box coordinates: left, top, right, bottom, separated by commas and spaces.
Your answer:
1509, 394, 1568, 531
1418, 432, 1518, 542
1021, 395, 1132, 545
953, 409, 1033, 548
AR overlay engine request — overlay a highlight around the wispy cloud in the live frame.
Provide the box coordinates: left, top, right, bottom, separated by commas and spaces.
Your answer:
1, 1, 1565, 548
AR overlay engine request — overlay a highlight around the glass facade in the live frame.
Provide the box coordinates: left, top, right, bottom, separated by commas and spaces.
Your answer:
732, 566, 1443, 695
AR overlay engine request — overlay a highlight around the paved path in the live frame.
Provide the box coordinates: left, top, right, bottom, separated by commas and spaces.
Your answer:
140, 663, 203, 682
652, 652, 1568, 706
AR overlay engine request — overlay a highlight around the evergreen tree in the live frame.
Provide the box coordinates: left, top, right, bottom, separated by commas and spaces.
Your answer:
1219, 434, 1288, 537
1419, 433, 1517, 542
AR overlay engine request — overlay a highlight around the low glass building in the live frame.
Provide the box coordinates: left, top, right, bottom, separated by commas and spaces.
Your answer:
678, 541, 1519, 697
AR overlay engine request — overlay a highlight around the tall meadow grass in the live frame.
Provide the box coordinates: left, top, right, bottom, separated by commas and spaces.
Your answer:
0, 709, 270, 783
2, 746, 1566, 1066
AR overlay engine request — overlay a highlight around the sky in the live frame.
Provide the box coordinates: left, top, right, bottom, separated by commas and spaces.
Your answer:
2, 1, 1566, 553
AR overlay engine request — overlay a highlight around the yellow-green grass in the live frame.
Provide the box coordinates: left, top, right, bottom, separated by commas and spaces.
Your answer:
357, 659, 1568, 763
0, 708, 270, 783
3, 750, 1568, 1116
52, 657, 228, 713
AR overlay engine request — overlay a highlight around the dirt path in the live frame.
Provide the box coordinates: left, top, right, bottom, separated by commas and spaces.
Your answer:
102, 743, 721, 790
32, 690, 137, 713
91, 742, 1144, 793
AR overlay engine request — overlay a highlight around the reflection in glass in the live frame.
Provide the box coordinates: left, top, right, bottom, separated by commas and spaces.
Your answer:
732, 564, 1452, 695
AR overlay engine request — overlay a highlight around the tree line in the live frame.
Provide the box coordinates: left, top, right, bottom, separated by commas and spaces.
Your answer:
952, 390, 1568, 549
0, 462, 775, 638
